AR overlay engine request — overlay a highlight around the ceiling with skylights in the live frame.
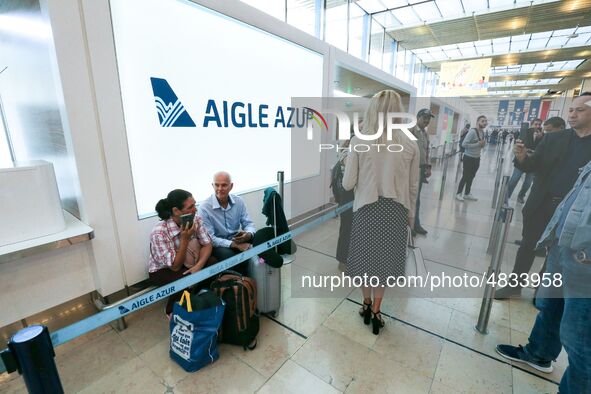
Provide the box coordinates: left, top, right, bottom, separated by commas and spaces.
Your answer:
491, 60, 585, 76
352, 0, 591, 96
411, 28, 591, 63
356, 0, 555, 27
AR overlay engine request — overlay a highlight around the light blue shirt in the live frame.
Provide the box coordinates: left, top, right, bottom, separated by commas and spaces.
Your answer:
198, 194, 256, 248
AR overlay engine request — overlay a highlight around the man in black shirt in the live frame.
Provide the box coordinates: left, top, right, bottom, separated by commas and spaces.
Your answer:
505, 118, 543, 204
496, 92, 591, 299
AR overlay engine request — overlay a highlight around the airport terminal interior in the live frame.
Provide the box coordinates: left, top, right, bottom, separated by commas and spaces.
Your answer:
1, 0, 591, 393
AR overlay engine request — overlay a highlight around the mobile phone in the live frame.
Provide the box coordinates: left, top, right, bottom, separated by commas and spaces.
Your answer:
519, 122, 530, 142
180, 213, 195, 229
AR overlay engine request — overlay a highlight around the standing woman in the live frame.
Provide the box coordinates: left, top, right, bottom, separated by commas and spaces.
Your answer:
343, 90, 420, 335
148, 189, 213, 316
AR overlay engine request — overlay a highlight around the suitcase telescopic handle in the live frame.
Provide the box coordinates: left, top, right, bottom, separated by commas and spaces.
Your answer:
221, 269, 243, 278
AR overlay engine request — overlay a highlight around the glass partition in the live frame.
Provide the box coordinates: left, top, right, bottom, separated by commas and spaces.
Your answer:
348, 3, 367, 59
0, 0, 81, 217
287, 0, 320, 38
241, 0, 439, 93
368, 17, 384, 69
325, 0, 348, 51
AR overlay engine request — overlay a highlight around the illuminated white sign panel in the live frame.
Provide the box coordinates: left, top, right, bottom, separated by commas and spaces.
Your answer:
110, 0, 324, 217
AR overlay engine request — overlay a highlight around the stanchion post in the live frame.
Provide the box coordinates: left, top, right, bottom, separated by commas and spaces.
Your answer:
439, 145, 449, 201
491, 152, 504, 208
476, 207, 514, 334
487, 174, 510, 254
439, 141, 447, 165
277, 171, 284, 202
0, 325, 64, 394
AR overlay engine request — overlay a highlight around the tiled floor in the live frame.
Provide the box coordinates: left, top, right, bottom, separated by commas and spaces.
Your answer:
0, 146, 562, 393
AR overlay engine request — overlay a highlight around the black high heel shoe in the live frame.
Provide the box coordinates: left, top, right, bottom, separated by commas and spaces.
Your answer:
359, 300, 372, 325
371, 310, 385, 335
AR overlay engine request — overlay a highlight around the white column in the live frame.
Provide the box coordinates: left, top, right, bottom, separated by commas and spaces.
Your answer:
45, 0, 126, 296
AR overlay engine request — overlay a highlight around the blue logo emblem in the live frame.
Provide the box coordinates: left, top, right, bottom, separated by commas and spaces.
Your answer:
118, 305, 130, 315
150, 77, 196, 127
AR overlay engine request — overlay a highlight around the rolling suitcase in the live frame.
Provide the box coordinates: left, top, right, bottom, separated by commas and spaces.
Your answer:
248, 257, 281, 317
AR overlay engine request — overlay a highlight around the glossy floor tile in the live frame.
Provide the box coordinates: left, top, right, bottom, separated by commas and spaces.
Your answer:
432, 342, 512, 393
257, 359, 341, 394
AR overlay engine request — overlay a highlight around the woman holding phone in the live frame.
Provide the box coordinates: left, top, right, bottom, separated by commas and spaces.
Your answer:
148, 189, 214, 316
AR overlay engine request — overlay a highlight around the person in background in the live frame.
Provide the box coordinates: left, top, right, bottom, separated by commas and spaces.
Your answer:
542, 116, 566, 134
456, 115, 487, 201
334, 125, 359, 272
496, 159, 591, 393
148, 189, 213, 316
199, 171, 256, 275
343, 90, 420, 335
411, 108, 434, 236
490, 129, 499, 144
495, 93, 591, 299
505, 118, 543, 204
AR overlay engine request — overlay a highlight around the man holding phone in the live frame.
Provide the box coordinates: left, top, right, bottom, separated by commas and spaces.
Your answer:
495, 93, 591, 299
505, 118, 543, 204
199, 171, 257, 275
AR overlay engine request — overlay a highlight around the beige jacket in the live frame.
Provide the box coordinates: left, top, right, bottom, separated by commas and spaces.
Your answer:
342, 136, 420, 218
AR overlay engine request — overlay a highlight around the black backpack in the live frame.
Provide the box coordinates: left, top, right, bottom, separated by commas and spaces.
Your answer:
330, 159, 354, 204
459, 129, 469, 152
210, 271, 259, 350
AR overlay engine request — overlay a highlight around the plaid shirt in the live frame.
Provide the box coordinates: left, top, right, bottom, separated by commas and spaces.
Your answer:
148, 216, 211, 273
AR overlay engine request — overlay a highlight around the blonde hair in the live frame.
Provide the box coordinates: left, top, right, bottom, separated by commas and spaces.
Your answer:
361, 90, 406, 145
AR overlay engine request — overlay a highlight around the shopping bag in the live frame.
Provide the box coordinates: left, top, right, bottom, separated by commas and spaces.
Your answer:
406, 227, 427, 278
169, 290, 225, 372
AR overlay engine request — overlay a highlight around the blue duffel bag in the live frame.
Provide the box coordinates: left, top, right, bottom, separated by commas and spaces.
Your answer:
169, 290, 225, 372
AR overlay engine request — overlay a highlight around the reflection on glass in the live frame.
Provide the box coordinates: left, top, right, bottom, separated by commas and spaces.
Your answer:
405, 51, 415, 83
348, 3, 367, 59
0, 95, 13, 168
368, 17, 384, 69
325, 0, 348, 51
287, 0, 319, 37
383, 33, 395, 74
395, 49, 406, 80
0, 1, 81, 217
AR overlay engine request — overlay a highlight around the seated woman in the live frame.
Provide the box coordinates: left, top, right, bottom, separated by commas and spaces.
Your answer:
148, 189, 214, 316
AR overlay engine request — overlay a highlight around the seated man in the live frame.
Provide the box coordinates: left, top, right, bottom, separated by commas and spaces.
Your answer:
199, 171, 256, 275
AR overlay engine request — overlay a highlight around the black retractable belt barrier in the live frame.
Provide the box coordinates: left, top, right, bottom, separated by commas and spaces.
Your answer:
1, 325, 64, 394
